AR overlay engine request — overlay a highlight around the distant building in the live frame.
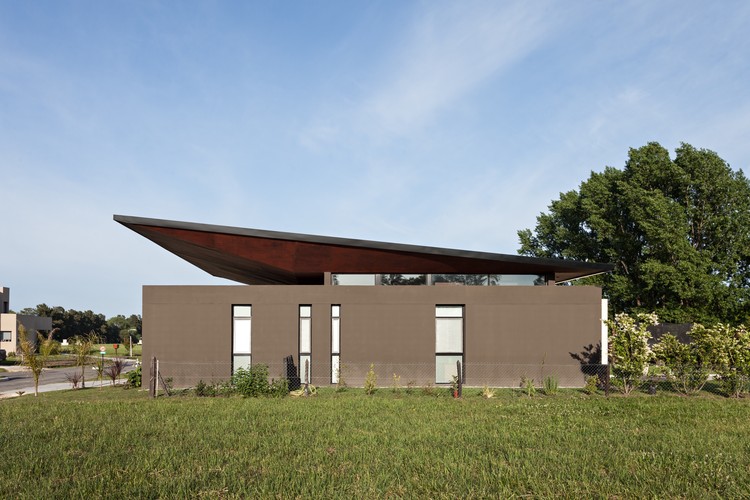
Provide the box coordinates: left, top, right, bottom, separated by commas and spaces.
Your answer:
0, 286, 53, 353
116, 215, 613, 388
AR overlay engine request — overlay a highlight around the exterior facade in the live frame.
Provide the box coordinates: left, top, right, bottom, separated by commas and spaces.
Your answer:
0, 286, 53, 354
116, 215, 613, 388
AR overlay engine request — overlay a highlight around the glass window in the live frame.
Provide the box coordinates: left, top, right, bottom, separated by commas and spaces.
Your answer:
233, 318, 251, 354
432, 274, 488, 285
300, 306, 312, 384
381, 274, 427, 285
489, 274, 547, 286
435, 305, 464, 384
435, 355, 462, 384
436, 306, 464, 318
300, 317, 311, 353
299, 354, 311, 384
332, 274, 376, 286
233, 355, 251, 372
331, 355, 340, 384
232, 305, 252, 373
1, 331, 11, 342
436, 318, 463, 352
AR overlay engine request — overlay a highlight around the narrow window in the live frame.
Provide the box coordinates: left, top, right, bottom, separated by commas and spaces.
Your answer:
299, 305, 312, 384
435, 305, 464, 384
232, 305, 252, 373
331, 305, 340, 383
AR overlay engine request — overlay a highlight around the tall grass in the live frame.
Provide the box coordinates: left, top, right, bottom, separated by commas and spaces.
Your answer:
0, 389, 748, 498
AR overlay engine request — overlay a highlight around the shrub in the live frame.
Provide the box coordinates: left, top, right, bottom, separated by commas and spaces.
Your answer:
126, 365, 142, 388
543, 375, 559, 396
583, 375, 599, 395
269, 377, 289, 398
364, 364, 377, 395
66, 370, 83, 390
232, 365, 270, 397
608, 312, 657, 395
104, 358, 127, 386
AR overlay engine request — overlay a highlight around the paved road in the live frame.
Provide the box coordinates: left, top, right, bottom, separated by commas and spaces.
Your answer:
0, 359, 138, 397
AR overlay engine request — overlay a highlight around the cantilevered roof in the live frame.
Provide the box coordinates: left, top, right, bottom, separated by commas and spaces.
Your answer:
114, 215, 613, 285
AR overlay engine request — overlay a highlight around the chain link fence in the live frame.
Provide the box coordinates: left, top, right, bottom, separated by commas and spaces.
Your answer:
147, 358, 750, 398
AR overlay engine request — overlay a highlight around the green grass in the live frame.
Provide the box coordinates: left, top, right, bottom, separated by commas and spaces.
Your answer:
1, 388, 749, 498
93, 343, 142, 357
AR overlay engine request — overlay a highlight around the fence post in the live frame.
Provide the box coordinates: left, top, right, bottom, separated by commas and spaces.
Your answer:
155, 359, 160, 398
457, 360, 463, 398
149, 356, 156, 398
303, 359, 310, 396
605, 364, 611, 397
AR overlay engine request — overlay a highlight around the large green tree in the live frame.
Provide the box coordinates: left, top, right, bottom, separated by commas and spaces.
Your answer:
518, 142, 750, 324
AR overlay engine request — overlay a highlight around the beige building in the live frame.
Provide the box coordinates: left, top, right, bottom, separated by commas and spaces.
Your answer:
0, 286, 53, 354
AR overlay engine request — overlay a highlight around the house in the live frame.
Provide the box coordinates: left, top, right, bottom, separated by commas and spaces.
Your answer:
115, 215, 613, 388
0, 286, 53, 355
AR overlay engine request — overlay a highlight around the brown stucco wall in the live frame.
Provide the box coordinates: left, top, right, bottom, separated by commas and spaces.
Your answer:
143, 284, 602, 388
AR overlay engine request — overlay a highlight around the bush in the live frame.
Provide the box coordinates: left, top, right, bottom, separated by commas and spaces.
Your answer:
126, 366, 142, 388
232, 364, 288, 398
364, 364, 377, 395
583, 375, 599, 395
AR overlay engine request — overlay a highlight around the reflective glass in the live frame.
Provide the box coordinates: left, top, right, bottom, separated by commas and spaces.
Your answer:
490, 274, 546, 286
381, 274, 427, 285
332, 274, 377, 285
435, 355, 462, 384
233, 318, 251, 354
233, 355, 251, 373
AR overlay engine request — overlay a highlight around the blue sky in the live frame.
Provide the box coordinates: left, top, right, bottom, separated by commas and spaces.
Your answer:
2, 1, 749, 317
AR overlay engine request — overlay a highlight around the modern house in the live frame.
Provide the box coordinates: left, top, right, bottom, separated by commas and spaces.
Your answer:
115, 215, 613, 388
0, 286, 53, 354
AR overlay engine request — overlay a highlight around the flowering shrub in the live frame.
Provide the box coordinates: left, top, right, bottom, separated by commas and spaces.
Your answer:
607, 312, 658, 395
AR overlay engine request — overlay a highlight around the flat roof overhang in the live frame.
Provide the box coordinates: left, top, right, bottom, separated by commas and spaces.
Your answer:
114, 214, 614, 285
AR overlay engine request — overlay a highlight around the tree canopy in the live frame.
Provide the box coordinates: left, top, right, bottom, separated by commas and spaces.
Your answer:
518, 142, 750, 324
17, 305, 142, 343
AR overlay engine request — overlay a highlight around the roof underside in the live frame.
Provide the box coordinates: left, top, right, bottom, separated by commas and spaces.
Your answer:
114, 215, 613, 285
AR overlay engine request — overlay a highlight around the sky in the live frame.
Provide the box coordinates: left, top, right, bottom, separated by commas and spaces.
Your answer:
1, 1, 749, 318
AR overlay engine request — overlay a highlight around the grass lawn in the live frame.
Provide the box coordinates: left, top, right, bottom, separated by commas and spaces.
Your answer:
94, 343, 142, 357
0, 388, 748, 498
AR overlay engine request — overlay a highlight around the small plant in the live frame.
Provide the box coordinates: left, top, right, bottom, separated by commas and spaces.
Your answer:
520, 376, 536, 397
104, 358, 127, 386
195, 379, 209, 396
481, 385, 495, 399
126, 365, 142, 388
232, 365, 272, 397
335, 364, 348, 392
65, 370, 83, 390
583, 374, 599, 395
422, 383, 436, 396
450, 374, 460, 398
269, 377, 289, 398
543, 375, 559, 396
364, 363, 377, 395
391, 373, 401, 394
405, 380, 416, 394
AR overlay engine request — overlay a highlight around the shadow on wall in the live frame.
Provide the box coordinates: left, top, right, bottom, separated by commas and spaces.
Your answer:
570, 343, 607, 385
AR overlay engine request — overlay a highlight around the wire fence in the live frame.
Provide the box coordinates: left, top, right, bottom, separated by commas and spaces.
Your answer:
147, 358, 750, 398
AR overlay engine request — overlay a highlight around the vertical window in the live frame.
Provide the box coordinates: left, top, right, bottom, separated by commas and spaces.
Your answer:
299, 305, 312, 384
435, 305, 464, 384
232, 305, 252, 373
331, 305, 340, 383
